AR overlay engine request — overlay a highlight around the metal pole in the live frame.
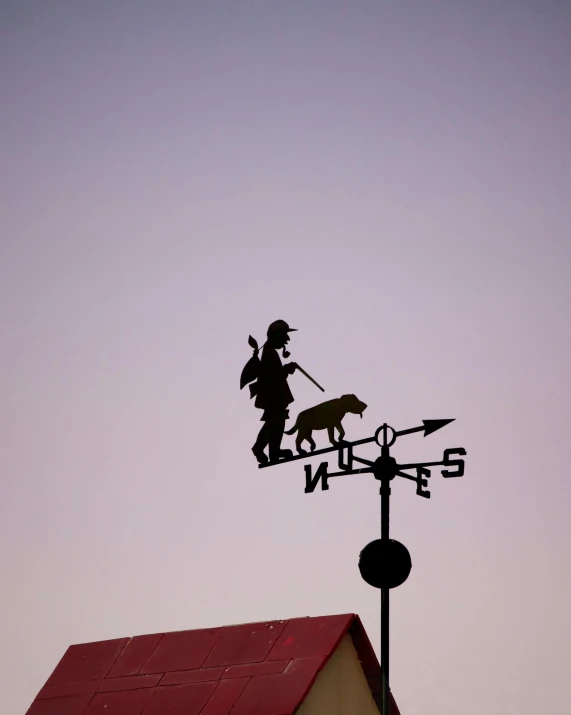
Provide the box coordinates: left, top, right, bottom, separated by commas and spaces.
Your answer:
381, 586, 389, 715
380, 453, 391, 715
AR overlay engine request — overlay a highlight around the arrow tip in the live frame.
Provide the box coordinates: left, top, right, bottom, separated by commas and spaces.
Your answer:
422, 418, 455, 436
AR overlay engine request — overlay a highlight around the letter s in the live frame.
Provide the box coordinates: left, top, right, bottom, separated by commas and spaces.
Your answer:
442, 448, 466, 478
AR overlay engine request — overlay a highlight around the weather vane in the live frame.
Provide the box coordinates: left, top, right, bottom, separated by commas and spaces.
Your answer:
240, 321, 467, 715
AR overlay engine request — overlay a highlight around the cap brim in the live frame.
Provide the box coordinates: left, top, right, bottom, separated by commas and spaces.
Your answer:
287, 328, 297, 332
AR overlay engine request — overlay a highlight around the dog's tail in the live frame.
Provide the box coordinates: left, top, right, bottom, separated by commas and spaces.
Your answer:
284, 420, 298, 435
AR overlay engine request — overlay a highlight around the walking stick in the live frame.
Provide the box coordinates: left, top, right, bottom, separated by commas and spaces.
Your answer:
296, 365, 325, 392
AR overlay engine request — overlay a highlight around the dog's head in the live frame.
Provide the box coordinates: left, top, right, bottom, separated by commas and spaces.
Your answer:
340, 394, 368, 417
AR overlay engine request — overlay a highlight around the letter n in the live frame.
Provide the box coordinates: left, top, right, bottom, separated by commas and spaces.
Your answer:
304, 462, 329, 493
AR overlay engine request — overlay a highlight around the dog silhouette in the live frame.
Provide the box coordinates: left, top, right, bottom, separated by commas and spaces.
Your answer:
285, 394, 367, 454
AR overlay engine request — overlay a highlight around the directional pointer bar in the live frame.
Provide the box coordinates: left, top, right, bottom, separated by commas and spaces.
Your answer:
259, 435, 377, 468
395, 419, 455, 438
398, 460, 446, 470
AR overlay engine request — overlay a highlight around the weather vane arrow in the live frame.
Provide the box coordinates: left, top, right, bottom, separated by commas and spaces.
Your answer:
395, 418, 455, 438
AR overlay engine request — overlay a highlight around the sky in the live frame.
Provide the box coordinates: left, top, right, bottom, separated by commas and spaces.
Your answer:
1, 1, 570, 713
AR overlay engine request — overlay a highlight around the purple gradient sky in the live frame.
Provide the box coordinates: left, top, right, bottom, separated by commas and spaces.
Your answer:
1, 2, 570, 713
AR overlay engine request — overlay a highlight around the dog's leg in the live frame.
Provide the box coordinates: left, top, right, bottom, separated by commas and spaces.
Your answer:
296, 432, 307, 455
337, 422, 345, 442
308, 431, 316, 451
327, 425, 336, 445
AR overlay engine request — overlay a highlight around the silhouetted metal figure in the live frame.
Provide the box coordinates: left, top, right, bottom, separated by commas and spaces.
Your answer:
241, 320, 327, 465
285, 394, 367, 453
241, 320, 298, 465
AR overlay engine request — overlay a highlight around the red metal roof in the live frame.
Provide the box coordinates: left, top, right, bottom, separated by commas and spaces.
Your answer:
26, 614, 400, 714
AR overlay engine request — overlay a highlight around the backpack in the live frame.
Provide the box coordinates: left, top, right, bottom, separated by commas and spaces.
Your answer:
240, 336, 261, 398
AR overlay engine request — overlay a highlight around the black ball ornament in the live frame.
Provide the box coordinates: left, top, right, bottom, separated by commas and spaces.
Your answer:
359, 539, 412, 589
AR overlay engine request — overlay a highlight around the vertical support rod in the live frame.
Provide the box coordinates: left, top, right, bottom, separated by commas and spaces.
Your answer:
380, 456, 391, 715
381, 586, 389, 715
